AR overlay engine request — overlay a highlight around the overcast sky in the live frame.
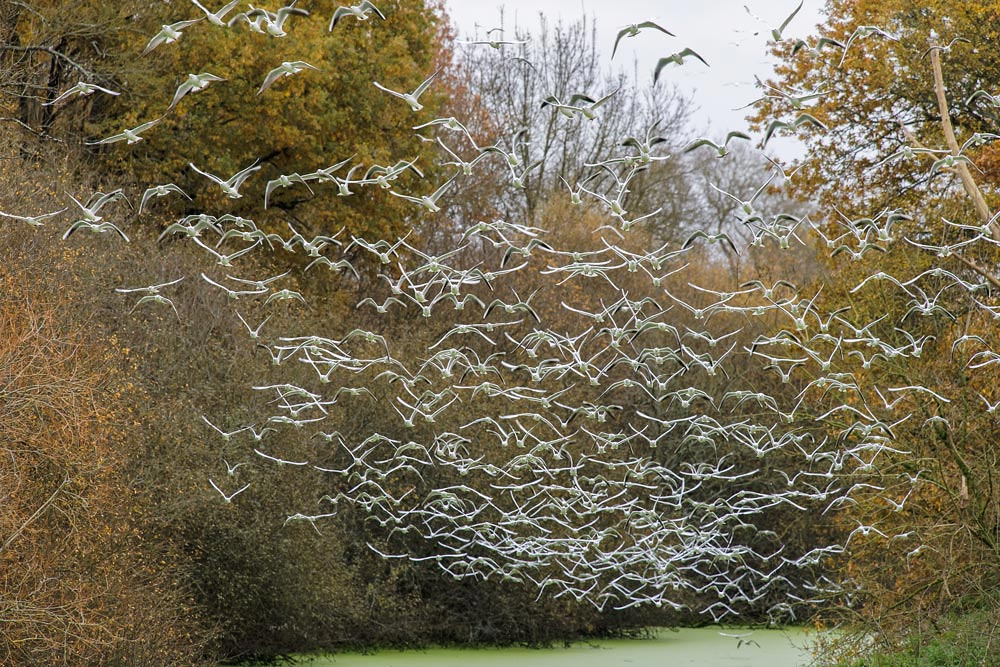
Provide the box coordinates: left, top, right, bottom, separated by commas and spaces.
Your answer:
443, 0, 827, 157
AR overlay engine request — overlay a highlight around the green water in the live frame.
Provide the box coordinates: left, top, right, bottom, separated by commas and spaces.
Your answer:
298, 627, 817, 666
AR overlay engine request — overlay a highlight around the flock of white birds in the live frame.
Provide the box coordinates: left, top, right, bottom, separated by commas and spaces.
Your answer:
6, 0, 996, 623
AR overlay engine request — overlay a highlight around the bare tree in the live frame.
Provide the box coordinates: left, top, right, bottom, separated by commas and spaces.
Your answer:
452, 11, 695, 236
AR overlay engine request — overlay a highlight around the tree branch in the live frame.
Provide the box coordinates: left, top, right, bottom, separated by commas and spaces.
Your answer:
0, 44, 96, 78
928, 48, 995, 236
1, 475, 69, 553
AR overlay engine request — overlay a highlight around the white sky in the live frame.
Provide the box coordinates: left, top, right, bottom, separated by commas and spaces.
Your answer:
443, 0, 826, 157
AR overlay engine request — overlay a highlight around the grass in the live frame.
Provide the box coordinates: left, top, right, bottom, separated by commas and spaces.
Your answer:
833, 609, 998, 667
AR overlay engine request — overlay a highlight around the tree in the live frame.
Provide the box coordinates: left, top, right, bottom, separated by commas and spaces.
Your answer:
95, 0, 450, 245
0, 223, 211, 666
751, 0, 1000, 214
452, 11, 696, 239
0, 0, 152, 143
752, 2, 1000, 658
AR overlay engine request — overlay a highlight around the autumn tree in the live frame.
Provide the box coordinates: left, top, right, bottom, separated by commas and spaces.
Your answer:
0, 0, 156, 144
451, 11, 696, 239
0, 223, 212, 666
752, 0, 1000, 214
751, 1, 1000, 660
91, 0, 450, 246
1, 2, 502, 660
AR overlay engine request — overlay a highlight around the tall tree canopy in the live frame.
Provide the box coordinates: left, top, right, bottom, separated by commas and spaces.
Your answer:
753, 0, 1000, 213
751, 1, 1000, 655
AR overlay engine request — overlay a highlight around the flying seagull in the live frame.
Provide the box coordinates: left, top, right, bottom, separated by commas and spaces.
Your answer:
192, 237, 262, 267
209, 477, 250, 503
458, 27, 530, 49
683, 131, 751, 158
612, 21, 674, 59
66, 188, 130, 224
138, 183, 192, 215
86, 117, 163, 145
189, 159, 261, 198
389, 173, 458, 212
921, 36, 972, 59
114, 277, 185, 296
201, 415, 252, 441
115, 279, 185, 318
62, 219, 130, 242
128, 294, 180, 318
373, 69, 440, 112
791, 37, 845, 57
653, 48, 708, 83
542, 89, 620, 120
683, 230, 738, 255
763, 112, 827, 146
264, 172, 315, 208
167, 72, 225, 110
838, 25, 897, 66
191, 0, 241, 26
966, 89, 1000, 110
744, 1, 803, 42
330, 1, 385, 30
258, 61, 320, 95
231, 2, 309, 37
0, 207, 67, 227
143, 17, 204, 55
43, 81, 120, 106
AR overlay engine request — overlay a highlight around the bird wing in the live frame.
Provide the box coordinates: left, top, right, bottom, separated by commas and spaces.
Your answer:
88, 189, 128, 212
588, 87, 621, 108
138, 188, 162, 215
189, 162, 227, 186
683, 138, 722, 153
541, 95, 566, 109
568, 93, 596, 106
43, 83, 87, 106
168, 78, 196, 109
372, 80, 407, 101
226, 239, 263, 262
213, 0, 241, 19
679, 47, 708, 66
128, 116, 163, 136
777, 0, 804, 36
87, 131, 128, 146
258, 66, 287, 94
793, 111, 828, 131
725, 130, 751, 144
360, 1, 386, 19
172, 17, 204, 30
275, 4, 309, 24
430, 173, 459, 202
191, 0, 212, 17
763, 120, 790, 146
93, 221, 130, 242
328, 6, 351, 30
611, 27, 630, 60
652, 57, 676, 84
639, 20, 674, 36
412, 69, 441, 98
90, 83, 120, 97
264, 179, 280, 208
142, 30, 170, 55
388, 191, 423, 206
227, 160, 262, 189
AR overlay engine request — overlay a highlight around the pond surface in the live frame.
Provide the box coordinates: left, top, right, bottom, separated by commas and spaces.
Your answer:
298, 627, 818, 667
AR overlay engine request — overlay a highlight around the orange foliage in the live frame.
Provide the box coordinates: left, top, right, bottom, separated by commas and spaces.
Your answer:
0, 260, 210, 665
